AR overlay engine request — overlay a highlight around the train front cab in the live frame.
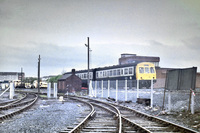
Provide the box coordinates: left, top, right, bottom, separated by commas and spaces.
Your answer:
136, 62, 156, 88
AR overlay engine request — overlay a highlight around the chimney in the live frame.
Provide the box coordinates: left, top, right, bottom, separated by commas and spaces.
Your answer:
72, 69, 75, 75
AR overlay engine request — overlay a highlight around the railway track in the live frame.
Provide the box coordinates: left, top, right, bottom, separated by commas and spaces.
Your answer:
115, 103, 198, 133
0, 93, 38, 121
60, 96, 121, 133
80, 102, 118, 133
11, 91, 198, 133
65, 95, 198, 133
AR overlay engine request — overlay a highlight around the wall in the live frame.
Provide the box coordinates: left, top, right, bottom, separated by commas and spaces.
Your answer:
58, 75, 82, 93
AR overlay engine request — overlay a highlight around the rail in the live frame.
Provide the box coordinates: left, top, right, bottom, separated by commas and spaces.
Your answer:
0, 93, 27, 110
0, 94, 38, 120
70, 95, 122, 133
90, 98, 122, 133
67, 96, 96, 133
113, 103, 198, 133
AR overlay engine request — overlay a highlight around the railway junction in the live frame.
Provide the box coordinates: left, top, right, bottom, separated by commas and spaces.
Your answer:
0, 54, 199, 132
0, 87, 199, 133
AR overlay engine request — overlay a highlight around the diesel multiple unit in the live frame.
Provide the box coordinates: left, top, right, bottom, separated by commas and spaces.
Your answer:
64, 62, 156, 88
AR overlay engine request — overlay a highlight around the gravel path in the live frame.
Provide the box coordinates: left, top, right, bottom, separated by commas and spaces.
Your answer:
0, 98, 87, 133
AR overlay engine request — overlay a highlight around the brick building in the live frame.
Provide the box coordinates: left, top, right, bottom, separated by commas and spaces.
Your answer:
119, 53, 160, 67
57, 69, 82, 93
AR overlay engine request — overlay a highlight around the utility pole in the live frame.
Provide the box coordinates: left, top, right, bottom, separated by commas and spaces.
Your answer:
87, 37, 90, 93
85, 37, 90, 94
21, 67, 23, 87
38, 55, 41, 93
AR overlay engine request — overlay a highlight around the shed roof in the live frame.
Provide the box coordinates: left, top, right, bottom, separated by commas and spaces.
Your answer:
58, 74, 71, 80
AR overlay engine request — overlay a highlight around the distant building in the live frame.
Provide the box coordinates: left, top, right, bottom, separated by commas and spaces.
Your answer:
0, 72, 25, 81
57, 69, 82, 93
42, 75, 57, 81
119, 53, 160, 67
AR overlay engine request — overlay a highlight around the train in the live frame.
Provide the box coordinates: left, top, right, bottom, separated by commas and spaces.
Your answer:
32, 80, 48, 88
64, 62, 156, 88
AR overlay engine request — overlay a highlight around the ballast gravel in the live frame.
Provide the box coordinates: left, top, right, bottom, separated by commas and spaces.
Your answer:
0, 98, 87, 133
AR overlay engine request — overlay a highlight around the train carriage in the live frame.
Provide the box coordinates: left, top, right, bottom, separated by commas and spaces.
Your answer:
64, 62, 156, 89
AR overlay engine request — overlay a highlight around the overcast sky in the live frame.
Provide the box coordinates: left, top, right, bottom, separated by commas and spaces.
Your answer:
0, 0, 200, 77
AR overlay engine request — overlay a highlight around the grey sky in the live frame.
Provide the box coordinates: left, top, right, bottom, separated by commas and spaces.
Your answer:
0, 0, 200, 77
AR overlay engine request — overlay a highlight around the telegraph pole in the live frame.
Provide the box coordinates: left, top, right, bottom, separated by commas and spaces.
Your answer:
87, 37, 90, 93
85, 37, 90, 94
21, 67, 23, 87
38, 55, 41, 93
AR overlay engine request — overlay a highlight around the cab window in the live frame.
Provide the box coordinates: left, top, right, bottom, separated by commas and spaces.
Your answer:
139, 67, 144, 73
150, 67, 155, 73
145, 67, 149, 73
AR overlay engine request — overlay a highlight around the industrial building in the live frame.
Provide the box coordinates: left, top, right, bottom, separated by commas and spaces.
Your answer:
119, 53, 160, 67
0, 72, 25, 82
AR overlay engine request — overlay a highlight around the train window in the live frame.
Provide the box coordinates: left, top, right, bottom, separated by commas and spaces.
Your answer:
110, 70, 112, 76
100, 72, 103, 77
107, 71, 110, 77
117, 69, 120, 75
139, 67, 144, 73
145, 67, 149, 73
103, 71, 106, 77
121, 69, 124, 75
129, 68, 133, 74
84, 73, 87, 78
113, 70, 116, 76
96, 72, 99, 78
89, 72, 93, 79
124, 68, 128, 75
150, 67, 155, 73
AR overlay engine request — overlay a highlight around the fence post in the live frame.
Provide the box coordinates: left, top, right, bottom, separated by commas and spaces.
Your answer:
9, 83, 15, 99
54, 83, 57, 99
125, 79, 127, 101
168, 91, 171, 112
137, 79, 139, 98
191, 91, 195, 114
116, 80, 118, 102
151, 79, 153, 107
95, 81, 97, 98
47, 83, 51, 98
108, 80, 110, 98
89, 80, 94, 97
101, 80, 103, 98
